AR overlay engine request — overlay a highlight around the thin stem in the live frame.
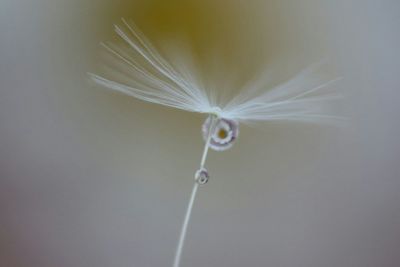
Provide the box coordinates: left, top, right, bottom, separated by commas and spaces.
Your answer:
200, 116, 216, 168
173, 182, 198, 267
173, 115, 217, 267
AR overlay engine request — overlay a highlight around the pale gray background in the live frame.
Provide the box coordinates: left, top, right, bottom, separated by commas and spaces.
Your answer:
0, 0, 399, 266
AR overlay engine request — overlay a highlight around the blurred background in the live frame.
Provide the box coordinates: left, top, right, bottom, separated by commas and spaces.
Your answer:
0, 0, 399, 266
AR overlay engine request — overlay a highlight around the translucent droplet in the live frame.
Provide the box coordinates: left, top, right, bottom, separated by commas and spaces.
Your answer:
202, 117, 239, 151
195, 168, 209, 185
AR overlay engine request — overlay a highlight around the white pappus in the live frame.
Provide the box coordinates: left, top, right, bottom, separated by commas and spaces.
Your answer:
89, 18, 344, 267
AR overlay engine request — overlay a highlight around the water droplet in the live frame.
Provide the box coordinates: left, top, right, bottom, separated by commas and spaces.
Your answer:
202, 117, 239, 151
195, 168, 209, 185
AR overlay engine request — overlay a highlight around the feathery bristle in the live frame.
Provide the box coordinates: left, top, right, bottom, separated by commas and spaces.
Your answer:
90, 18, 344, 125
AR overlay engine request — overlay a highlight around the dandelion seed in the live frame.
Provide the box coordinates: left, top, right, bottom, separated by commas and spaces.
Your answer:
89, 18, 345, 267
